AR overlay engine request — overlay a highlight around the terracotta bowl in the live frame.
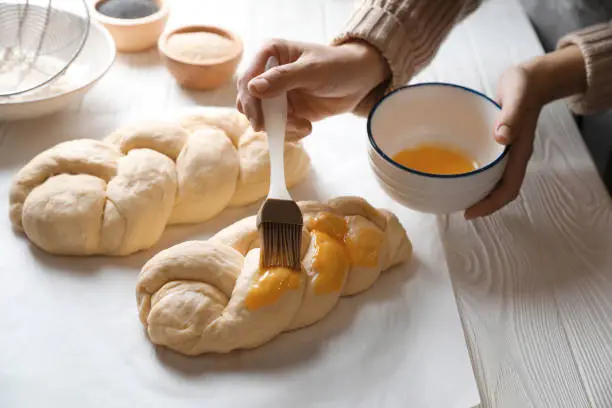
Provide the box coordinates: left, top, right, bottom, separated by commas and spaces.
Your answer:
158, 25, 243, 90
92, 0, 169, 53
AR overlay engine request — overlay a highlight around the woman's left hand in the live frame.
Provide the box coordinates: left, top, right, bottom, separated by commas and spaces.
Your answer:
464, 66, 543, 219
465, 44, 587, 220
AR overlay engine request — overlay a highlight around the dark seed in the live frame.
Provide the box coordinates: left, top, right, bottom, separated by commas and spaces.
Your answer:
96, 0, 160, 20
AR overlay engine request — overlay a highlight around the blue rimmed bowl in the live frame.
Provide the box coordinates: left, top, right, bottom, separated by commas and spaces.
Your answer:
367, 83, 509, 214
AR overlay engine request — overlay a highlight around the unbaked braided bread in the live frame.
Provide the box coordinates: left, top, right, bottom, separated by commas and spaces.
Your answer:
8, 110, 310, 256
136, 196, 412, 355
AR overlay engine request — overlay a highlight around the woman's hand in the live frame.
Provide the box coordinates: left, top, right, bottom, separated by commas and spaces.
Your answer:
463, 66, 541, 219
465, 45, 587, 220
236, 39, 390, 140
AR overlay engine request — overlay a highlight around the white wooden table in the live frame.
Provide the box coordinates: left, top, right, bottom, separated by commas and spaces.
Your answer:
1, 0, 611, 407
428, 2, 612, 408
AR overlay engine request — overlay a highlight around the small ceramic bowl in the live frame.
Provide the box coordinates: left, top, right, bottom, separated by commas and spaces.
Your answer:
92, 0, 169, 53
158, 25, 243, 90
367, 83, 508, 214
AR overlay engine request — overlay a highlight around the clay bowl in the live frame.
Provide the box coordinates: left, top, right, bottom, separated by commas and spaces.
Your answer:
158, 25, 243, 90
92, 0, 170, 53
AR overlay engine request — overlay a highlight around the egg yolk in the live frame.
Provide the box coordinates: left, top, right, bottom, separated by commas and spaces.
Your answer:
311, 231, 351, 294
344, 226, 384, 268
244, 267, 302, 310
309, 212, 383, 280
245, 212, 385, 310
307, 212, 348, 241
392, 144, 477, 175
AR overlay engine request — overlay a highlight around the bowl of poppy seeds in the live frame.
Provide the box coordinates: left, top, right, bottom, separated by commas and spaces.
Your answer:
93, 0, 169, 52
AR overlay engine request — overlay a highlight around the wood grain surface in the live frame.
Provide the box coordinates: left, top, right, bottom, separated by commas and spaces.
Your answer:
424, 1, 612, 407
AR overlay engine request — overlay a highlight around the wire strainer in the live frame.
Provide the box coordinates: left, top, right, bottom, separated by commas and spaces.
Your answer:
0, 0, 90, 97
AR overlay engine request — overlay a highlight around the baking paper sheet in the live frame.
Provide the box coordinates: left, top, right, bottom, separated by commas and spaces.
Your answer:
0, 110, 479, 408
0, 0, 480, 404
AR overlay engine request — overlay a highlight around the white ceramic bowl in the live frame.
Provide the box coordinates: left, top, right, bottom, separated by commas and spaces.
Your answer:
367, 83, 508, 214
0, 20, 116, 121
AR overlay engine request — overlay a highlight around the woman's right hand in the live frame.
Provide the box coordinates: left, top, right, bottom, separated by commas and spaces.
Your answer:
236, 38, 390, 141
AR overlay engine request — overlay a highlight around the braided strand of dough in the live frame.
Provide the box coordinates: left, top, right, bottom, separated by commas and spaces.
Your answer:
8, 110, 310, 256
136, 196, 412, 355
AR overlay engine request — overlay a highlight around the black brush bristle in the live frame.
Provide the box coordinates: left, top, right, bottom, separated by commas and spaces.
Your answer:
260, 222, 302, 271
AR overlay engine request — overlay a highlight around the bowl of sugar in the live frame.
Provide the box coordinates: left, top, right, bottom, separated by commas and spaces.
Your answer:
367, 83, 508, 214
158, 25, 243, 90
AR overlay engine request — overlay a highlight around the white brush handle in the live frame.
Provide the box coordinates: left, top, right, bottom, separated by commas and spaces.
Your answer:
261, 56, 291, 200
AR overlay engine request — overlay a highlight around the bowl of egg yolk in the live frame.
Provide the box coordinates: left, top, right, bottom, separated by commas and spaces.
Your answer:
367, 83, 508, 214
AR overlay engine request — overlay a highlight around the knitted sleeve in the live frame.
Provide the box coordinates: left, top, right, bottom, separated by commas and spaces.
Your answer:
332, 0, 482, 115
557, 21, 612, 115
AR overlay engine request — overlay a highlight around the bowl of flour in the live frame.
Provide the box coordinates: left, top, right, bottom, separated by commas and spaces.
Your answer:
0, 20, 116, 121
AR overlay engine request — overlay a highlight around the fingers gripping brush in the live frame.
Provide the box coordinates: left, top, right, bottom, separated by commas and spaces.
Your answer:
257, 56, 303, 271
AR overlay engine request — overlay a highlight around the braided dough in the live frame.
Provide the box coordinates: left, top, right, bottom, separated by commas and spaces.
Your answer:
136, 196, 412, 355
8, 110, 310, 256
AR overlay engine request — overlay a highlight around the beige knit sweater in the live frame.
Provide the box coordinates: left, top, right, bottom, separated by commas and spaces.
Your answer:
334, 0, 612, 116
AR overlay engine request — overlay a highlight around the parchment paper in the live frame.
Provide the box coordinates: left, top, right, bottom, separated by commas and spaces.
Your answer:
0, 0, 480, 404
0, 110, 479, 408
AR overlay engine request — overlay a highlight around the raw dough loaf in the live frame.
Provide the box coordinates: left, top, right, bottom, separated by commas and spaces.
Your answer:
136, 196, 412, 355
9, 110, 310, 256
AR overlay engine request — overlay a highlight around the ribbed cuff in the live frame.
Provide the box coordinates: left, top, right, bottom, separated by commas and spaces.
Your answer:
333, 4, 411, 89
331, 1, 480, 116
331, 4, 409, 116
558, 22, 612, 115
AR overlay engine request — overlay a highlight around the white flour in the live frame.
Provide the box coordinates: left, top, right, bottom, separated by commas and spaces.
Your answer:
0, 52, 87, 103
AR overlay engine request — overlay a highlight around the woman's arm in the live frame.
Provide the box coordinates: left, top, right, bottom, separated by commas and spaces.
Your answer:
332, 0, 482, 114
521, 45, 587, 107
556, 21, 612, 115
465, 20, 612, 220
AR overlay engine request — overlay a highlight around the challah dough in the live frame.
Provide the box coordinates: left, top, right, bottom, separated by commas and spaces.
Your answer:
9, 109, 310, 256
136, 196, 413, 355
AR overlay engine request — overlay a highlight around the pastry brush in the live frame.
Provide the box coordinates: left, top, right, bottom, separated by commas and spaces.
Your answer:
256, 56, 303, 272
